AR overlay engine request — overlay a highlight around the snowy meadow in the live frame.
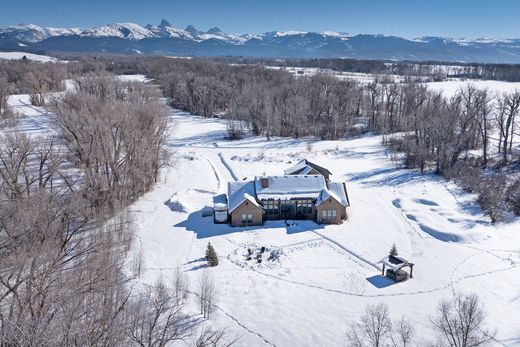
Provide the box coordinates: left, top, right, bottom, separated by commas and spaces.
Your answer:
2, 56, 520, 346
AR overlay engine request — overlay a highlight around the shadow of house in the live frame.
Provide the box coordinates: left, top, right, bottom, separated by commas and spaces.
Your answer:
175, 208, 325, 239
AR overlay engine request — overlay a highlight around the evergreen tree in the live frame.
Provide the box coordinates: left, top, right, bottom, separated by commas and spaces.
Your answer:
205, 242, 219, 267
389, 243, 398, 256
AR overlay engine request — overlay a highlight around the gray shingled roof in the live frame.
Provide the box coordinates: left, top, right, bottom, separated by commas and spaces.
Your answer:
227, 181, 263, 213
284, 159, 332, 176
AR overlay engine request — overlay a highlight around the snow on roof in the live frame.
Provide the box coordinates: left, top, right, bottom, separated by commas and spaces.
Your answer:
227, 181, 262, 213
255, 175, 327, 201
227, 175, 349, 212
379, 255, 413, 271
299, 165, 314, 175
213, 194, 227, 210
284, 160, 309, 175
284, 159, 332, 176
315, 182, 349, 208
326, 182, 350, 206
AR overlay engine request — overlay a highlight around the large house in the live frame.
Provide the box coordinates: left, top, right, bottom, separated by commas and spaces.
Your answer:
224, 159, 350, 227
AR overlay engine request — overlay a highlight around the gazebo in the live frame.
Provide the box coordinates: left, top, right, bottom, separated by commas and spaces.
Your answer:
379, 255, 414, 282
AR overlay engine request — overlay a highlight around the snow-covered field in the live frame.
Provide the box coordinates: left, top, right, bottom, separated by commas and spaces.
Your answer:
0, 51, 57, 62
5, 74, 520, 346
265, 65, 407, 83
426, 79, 520, 97
128, 109, 520, 346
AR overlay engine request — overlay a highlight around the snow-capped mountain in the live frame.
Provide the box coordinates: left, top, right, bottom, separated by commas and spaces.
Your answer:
0, 23, 81, 43
80, 23, 157, 40
2, 20, 520, 63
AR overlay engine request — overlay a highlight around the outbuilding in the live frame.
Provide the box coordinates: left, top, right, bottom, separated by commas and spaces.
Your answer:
379, 255, 414, 282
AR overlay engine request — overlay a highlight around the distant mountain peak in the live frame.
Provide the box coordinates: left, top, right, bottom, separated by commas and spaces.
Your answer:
207, 27, 225, 35
185, 25, 201, 35
159, 19, 172, 28
3, 21, 520, 63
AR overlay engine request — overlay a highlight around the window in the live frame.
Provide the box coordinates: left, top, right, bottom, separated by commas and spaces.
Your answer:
297, 200, 313, 215
262, 200, 279, 216
321, 209, 337, 220
241, 213, 253, 224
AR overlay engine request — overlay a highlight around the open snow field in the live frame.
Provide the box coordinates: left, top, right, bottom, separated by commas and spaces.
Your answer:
5, 74, 520, 346
128, 109, 520, 346
426, 79, 520, 97
0, 51, 57, 62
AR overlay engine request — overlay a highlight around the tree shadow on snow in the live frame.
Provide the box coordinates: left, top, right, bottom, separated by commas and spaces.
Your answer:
366, 275, 395, 289
347, 167, 432, 187
418, 223, 462, 242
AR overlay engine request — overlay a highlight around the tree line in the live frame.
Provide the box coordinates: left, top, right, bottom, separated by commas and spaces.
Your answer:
119, 57, 518, 223
347, 292, 496, 347
0, 62, 235, 345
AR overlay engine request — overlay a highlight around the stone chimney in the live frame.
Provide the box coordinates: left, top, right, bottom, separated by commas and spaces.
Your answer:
261, 177, 269, 188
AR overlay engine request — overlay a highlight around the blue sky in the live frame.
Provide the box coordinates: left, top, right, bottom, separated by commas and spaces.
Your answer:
2, 0, 518, 38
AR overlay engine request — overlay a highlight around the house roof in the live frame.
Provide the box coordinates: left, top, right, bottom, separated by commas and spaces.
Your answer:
213, 193, 228, 210
227, 174, 349, 214
327, 182, 350, 206
379, 255, 414, 271
316, 182, 349, 208
227, 181, 263, 213
255, 175, 327, 201
284, 159, 332, 176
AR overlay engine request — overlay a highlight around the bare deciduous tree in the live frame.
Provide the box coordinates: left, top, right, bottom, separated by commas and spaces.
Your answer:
196, 326, 239, 347
390, 316, 415, 347
198, 269, 217, 319
347, 303, 392, 347
126, 280, 193, 346
431, 292, 495, 347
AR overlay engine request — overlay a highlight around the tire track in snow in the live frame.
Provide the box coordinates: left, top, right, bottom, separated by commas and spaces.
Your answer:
310, 230, 381, 270
218, 152, 239, 181
202, 156, 221, 191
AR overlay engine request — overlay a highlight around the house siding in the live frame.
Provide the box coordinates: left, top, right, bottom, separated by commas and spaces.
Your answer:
230, 200, 263, 227
316, 197, 346, 224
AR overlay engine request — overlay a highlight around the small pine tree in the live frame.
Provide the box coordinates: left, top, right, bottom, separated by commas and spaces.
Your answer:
205, 242, 219, 267
389, 243, 398, 256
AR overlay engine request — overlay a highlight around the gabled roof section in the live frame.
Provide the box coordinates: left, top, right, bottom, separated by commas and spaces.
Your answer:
316, 182, 350, 207
255, 175, 327, 201
227, 180, 263, 213
379, 255, 414, 271
284, 159, 332, 177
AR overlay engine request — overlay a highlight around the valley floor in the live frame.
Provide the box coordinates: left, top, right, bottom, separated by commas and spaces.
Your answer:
5, 77, 520, 346
129, 109, 520, 346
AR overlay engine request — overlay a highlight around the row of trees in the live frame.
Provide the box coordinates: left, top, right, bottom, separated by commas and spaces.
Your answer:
347, 292, 495, 347
383, 84, 520, 222
0, 73, 235, 345
0, 58, 109, 127
108, 57, 518, 222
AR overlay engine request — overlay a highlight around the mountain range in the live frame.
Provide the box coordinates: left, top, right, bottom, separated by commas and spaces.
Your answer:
2, 20, 520, 63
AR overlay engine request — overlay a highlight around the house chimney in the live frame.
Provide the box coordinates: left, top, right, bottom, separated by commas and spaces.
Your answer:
261, 177, 269, 188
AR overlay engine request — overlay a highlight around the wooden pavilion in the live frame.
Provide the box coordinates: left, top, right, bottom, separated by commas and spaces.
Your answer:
379, 255, 414, 282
